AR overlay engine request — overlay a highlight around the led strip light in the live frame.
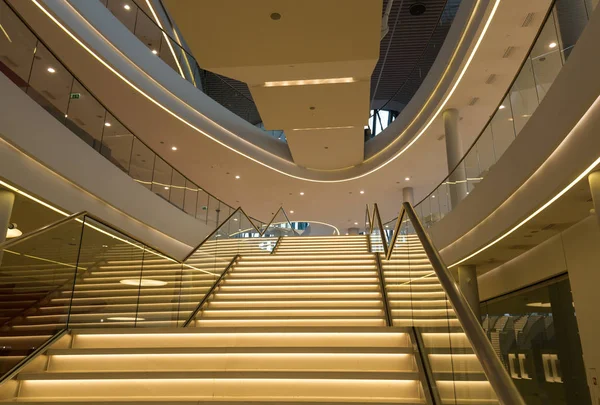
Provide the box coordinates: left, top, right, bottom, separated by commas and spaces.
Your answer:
30, 0, 499, 183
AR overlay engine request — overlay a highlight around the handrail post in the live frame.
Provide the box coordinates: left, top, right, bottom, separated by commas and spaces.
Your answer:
373, 204, 389, 256
270, 236, 283, 255
373, 253, 392, 326
182, 254, 239, 327
402, 202, 526, 405
385, 207, 405, 261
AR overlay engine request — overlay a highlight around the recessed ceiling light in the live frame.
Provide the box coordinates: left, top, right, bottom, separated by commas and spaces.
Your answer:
120, 279, 167, 287
164, 186, 169, 190
152, 49, 158, 55
264, 77, 355, 87
432, 195, 436, 198
233, 218, 238, 221
300, 192, 304, 196
405, 177, 410, 181
235, 175, 240, 179
354, 222, 358, 225
345, 232, 349, 236
498, 105, 506, 110
290, 210, 294, 214
47, 67, 56, 73
171, 146, 177, 151
123, 4, 131, 10
104, 122, 111, 127
270, 12, 281, 20
548, 42, 557, 49
360, 190, 365, 194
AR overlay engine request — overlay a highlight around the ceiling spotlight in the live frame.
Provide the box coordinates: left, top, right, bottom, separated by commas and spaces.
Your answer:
171, 146, 177, 151
360, 190, 365, 194
549, 42, 557, 49
354, 222, 358, 225
164, 186, 169, 190
123, 4, 131, 10
233, 218, 238, 221
235, 175, 240, 179
6, 224, 22, 239
152, 49, 158, 55
498, 105, 506, 110
300, 192, 304, 196
290, 210, 294, 214
431, 195, 436, 198
104, 122, 111, 127
47, 67, 56, 73
405, 177, 410, 181
345, 232, 349, 236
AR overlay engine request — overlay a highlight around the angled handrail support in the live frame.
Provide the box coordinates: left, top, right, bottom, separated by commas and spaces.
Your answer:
183, 254, 240, 327
271, 236, 283, 255
373, 204, 389, 256
385, 206, 406, 261
401, 202, 526, 405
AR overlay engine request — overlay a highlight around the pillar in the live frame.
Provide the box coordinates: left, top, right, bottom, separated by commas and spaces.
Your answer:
588, 171, 600, 228
0, 190, 16, 264
443, 109, 468, 208
402, 187, 414, 206
453, 264, 481, 322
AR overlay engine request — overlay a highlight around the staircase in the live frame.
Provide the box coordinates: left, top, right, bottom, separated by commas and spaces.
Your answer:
0, 235, 499, 404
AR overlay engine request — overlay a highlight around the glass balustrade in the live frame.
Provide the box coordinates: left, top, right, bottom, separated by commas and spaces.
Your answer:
385, 0, 594, 228
0, 0, 264, 230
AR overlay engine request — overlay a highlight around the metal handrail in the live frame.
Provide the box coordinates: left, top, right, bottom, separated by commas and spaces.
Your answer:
385, 206, 406, 261
373, 253, 392, 327
373, 203, 388, 255
401, 202, 526, 405
0, 211, 85, 250
260, 207, 300, 237
182, 254, 240, 327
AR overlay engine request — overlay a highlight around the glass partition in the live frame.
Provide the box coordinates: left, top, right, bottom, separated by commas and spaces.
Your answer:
0, 0, 254, 230
261, 208, 299, 238
481, 275, 591, 404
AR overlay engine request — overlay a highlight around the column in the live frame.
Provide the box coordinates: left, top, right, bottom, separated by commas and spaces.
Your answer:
402, 187, 414, 206
443, 108, 468, 208
0, 190, 16, 264
588, 171, 600, 228
453, 264, 481, 322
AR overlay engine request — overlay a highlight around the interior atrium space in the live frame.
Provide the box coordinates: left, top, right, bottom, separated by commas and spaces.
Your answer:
0, 0, 600, 403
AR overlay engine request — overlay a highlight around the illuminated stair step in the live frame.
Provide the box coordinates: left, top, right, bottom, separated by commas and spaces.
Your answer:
223, 277, 381, 285
393, 319, 460, 327
207, 299, 384, 309
194, 318, 387, 327
218, 284, 381, 292
241, 254, 375, 260
198, 309, 385, 318
213, 292, 382, 300
228, 270, 380, 278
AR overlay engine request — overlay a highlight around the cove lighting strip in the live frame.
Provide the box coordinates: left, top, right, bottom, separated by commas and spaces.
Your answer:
292, 126, 355, 131
448, 90, 600, 267
30, 0, 499, 183
264, 77, 355, 87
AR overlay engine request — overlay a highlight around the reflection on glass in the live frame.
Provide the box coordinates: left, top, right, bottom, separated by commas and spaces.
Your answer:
0, 1, 37, 86
481, 276, 591, 405
100, 113, 134, 173
64, 80, 106, 151
170, 170, 186, 210
151, 156, 173, 201
183, 179, 198, 217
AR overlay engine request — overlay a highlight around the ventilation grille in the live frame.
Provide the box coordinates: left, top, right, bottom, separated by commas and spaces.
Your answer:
522, 12, 535, 27
468, 97, 479, 106
485, 74, 497, 85
502, 46, 515, 59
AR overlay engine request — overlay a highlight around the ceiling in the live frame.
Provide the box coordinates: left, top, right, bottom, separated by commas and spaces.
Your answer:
6, 0, 552, 236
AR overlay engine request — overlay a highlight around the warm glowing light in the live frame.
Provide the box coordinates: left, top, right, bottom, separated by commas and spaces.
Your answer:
104, 122, 111, 127
290, 210, 294, 214
151, 49, 158, 55
47, 67, 56, 73
164, 186, 169, 190
6, 228, 22, 238
300, 192, 304, 196
120, 279, 167, 287
123, 4, 131, 10
235, 175, 240, 179
106, 316, 145, 321
498, 105, 506, 110
360, 190, 365, 194
549, 42, 557, 49
171, 146, 177, 151
526, 302, 551, 308
264, 77, 355, 87
354, 222, 358, 225
292, 126, 354, 131
405, 177, 410, 181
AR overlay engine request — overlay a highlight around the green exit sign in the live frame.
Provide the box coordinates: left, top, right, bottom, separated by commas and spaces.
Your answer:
69, 93, 81, 99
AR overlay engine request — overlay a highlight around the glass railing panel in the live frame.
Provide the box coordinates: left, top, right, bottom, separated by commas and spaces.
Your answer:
182, 179, 198, 217
64, 79, 106, 152
99, 112, 134, 174
0, 0, 37, 86
509, 58, 539, 134
489, 94, 516, 162
25, 41, 71, 121
530, 9, 564, 103
474, 126, 496, 178
261, 208, 297, 238
69, 216, 147, 329
388, 217, 498, 404
129, 136, 155, 190
169, 169, 186, 210
0, 216, 84, 374
206, 195, 220, 229
151, 155, 172, 201
464, 146, 481, 193
195, 189, 209, 224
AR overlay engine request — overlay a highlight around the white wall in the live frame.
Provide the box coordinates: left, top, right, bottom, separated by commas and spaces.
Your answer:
479, 214, 600, 400
0, 71, 212, 259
